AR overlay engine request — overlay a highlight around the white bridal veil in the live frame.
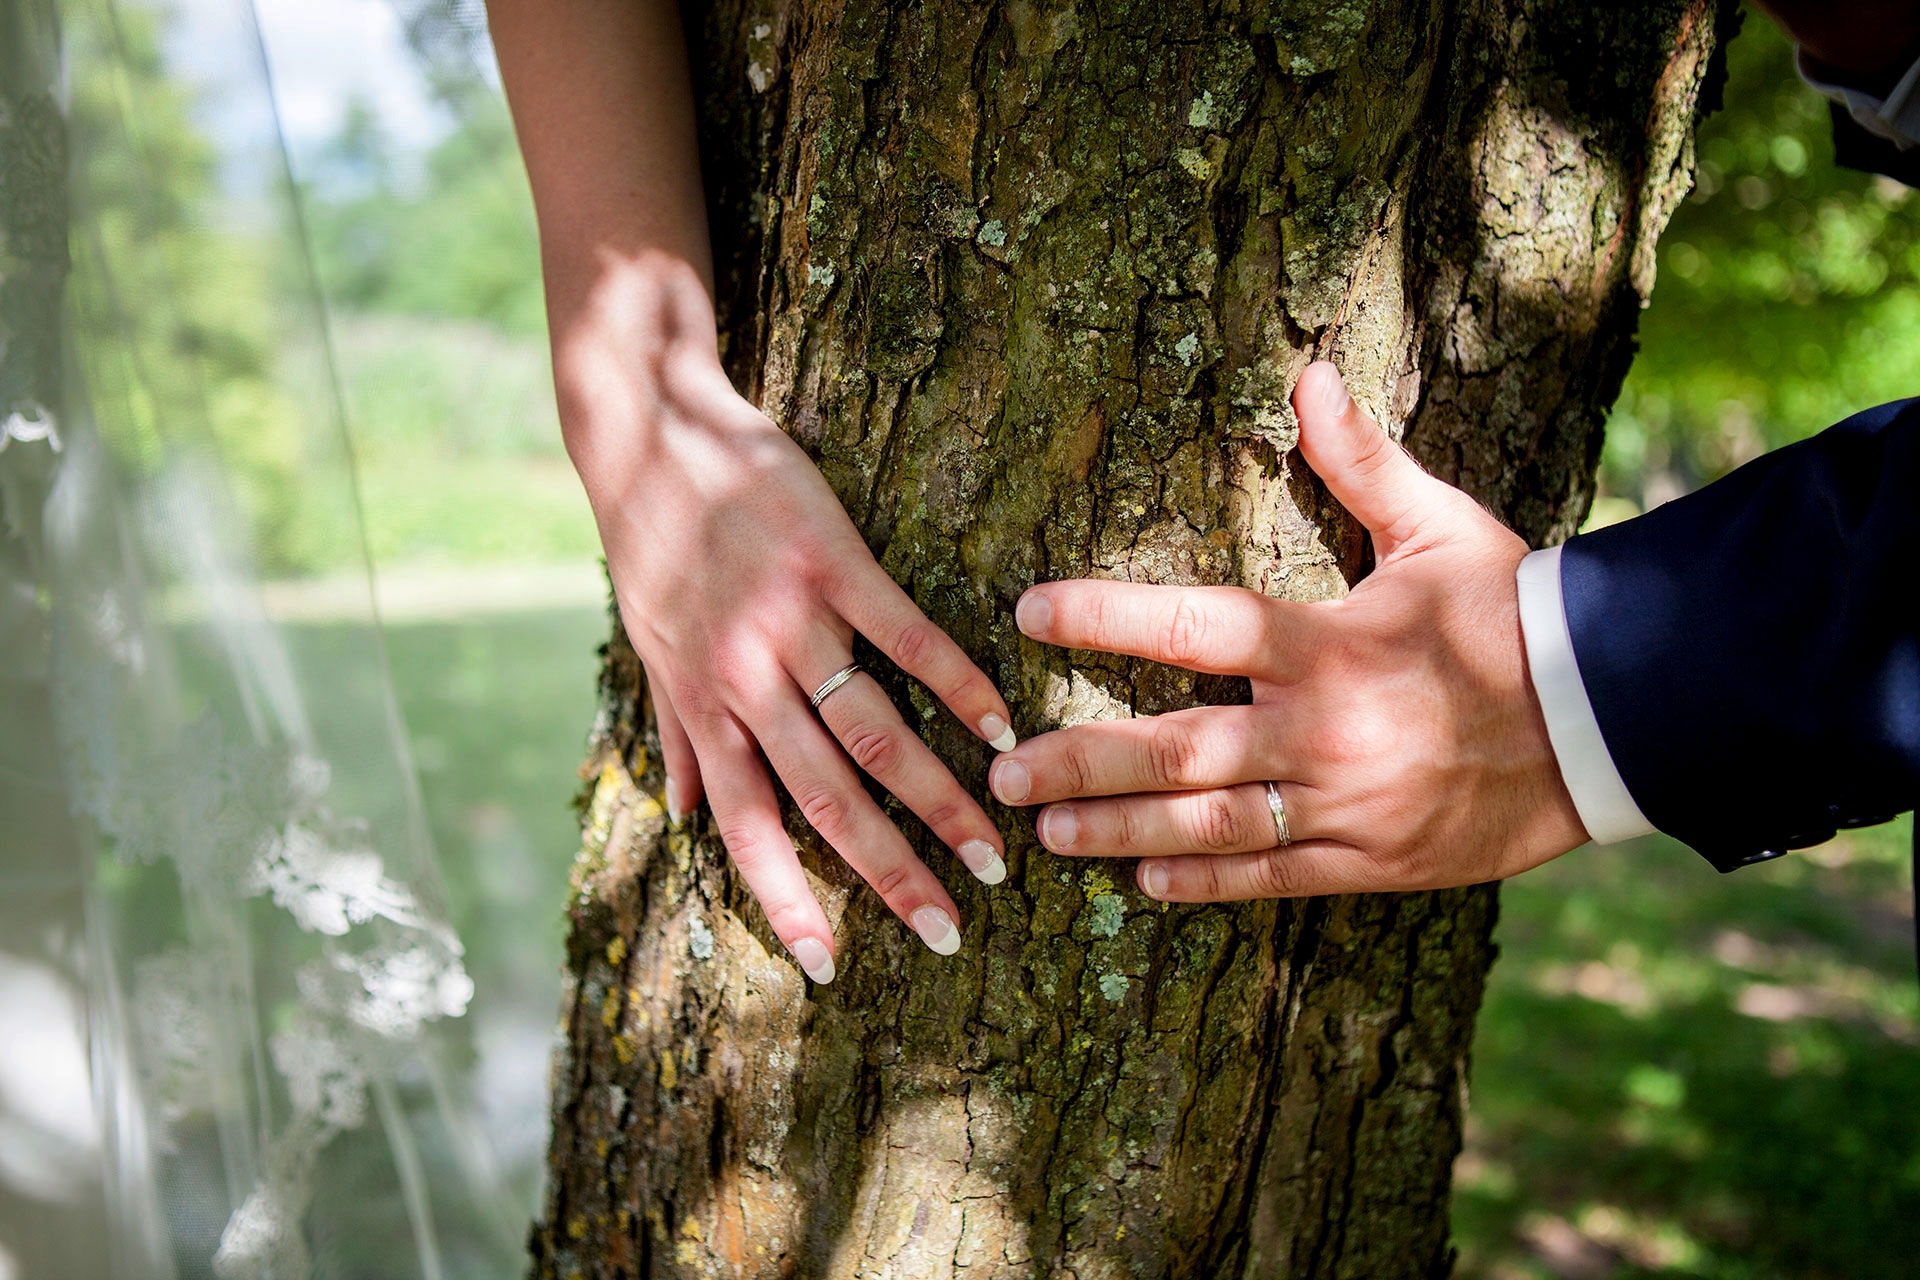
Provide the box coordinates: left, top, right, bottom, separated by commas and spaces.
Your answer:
1, 0, 527, 1275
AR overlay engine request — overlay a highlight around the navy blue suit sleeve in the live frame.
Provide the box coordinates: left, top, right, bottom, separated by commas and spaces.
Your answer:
1559, 400, 1920, 870
1830, 102, 1920, 188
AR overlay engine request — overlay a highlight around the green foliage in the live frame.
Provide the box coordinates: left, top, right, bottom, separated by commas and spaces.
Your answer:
1601, 16, 1920, 516
63, 0, 580, 576
304, 93, 547, 337
63, 0, 311, 567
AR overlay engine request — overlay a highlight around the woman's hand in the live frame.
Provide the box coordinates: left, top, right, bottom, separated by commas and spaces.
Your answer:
557, 255, 1014, 979
989, 362, 1589, 901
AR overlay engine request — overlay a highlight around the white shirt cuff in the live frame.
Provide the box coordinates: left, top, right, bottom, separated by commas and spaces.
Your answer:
1516, 545, 1655, 846
1797, 46, 1920, 151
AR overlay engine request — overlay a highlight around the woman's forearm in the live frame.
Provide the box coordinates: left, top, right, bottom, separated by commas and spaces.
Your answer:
486, 0, 712, 323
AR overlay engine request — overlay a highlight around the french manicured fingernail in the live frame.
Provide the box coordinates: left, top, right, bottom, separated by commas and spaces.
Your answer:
1140, 862, 1169, 899
991, 758, 1031, 804
910, 905, 962, 955
957, 839, 1007, 886
1015, 590, 1052, 637
788, 936, 835, 984
664, 778, 684, 825
978, 712, 1017, 752
1039, 804, 1078, 851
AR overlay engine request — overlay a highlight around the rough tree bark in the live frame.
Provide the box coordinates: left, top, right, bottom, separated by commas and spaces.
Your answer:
532, 0, 1732, 1275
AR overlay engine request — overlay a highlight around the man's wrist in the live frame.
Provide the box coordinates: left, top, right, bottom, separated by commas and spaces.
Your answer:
1515, 545, 1656, 846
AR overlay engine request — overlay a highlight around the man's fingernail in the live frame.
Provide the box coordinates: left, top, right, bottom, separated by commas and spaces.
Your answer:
1140, 862, 1169, 899
910, 905, 962, 956
664, 778, 684, 826
1039, 804, 1078, 851
1015, 591, 1052, 637
957, 839, 1007, 886
788, 936, 835, 984
991, 758, 1031, 805
978, 713, 1017, 752
1324, 366, 1351, 414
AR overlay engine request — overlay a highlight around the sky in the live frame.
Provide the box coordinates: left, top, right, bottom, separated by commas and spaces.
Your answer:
255, 0, 451, 155
164, 0, 494, 193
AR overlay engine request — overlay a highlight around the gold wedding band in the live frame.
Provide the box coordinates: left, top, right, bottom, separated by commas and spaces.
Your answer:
809, 662, 863, 709
1265, 781, 1292, 848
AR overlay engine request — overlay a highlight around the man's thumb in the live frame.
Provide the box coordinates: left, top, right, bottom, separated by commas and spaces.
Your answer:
1292, 361, 1441, 547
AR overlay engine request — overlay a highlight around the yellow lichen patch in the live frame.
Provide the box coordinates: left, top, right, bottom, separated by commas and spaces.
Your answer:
595, 1139, 609, 1159
612, 1033, 638, 1065
616, 1208, 632, 1236
1081, 867, 1116, 902
571, 759, 633, 899
658, 1047, 678, 1091
605, 935, 628, 967
680, 1216, 704, 1241
675, 1241, 700, 1265
567, 1217, 588, 1241
601, 990, 622, 1030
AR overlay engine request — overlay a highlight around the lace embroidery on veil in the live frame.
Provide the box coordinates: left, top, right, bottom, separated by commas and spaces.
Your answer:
0, 0, 519, 1275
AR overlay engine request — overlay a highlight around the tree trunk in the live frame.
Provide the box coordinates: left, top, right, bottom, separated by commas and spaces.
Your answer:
532, 0, 1731, 1274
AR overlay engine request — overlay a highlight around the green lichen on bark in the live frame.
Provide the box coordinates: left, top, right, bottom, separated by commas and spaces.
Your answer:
532, 0, 1732, 1276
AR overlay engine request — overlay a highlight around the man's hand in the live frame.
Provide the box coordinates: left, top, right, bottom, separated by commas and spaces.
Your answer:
990, 362, 1590, 901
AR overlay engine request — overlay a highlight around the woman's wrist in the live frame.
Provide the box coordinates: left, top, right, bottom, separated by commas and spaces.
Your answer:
547, 248, 723, 476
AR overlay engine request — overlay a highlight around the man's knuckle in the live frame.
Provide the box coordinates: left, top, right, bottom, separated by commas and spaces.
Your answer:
1201, 859, 1226, 900
1164, 595, 1210, 666
1147, 720, 1206, 788
1061, 741, 1096, 794
1085, 591, 1115, 648
1190, 793, 1242, 852
1251, 852, 1299, 898
1113, 803, 1143, 851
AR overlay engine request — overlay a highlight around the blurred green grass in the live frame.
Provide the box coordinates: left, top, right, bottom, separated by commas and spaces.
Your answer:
1455, 821, 1919, 1279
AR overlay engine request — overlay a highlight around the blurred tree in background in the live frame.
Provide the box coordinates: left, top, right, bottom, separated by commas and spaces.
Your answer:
63, 0, 309, 566
1600, 12, 1920, 522
66, 0, 591, 576
305, 91, 544, 336
297, 88, 596, 570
